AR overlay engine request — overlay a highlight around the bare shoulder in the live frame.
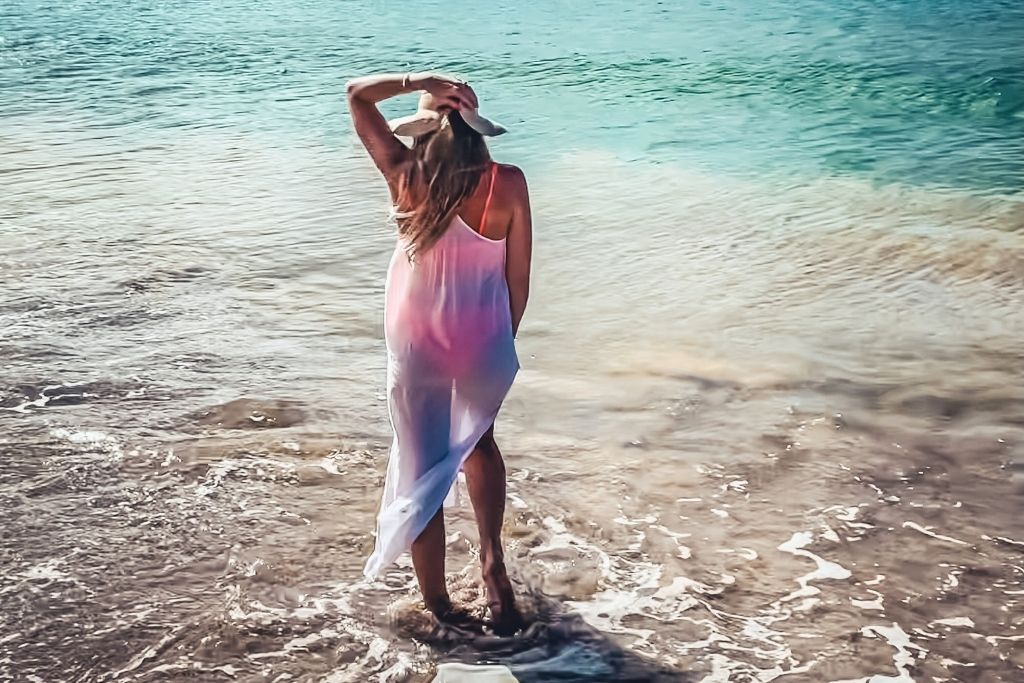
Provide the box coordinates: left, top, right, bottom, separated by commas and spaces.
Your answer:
495, 162, 529, 198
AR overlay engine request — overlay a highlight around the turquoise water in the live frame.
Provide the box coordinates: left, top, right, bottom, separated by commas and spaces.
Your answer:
3, 2, 1024, 681
3, 0, 1024, 190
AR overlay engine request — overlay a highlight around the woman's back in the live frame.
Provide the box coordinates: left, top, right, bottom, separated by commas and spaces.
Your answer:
453, 162, 516, 242
385, 163, 518, 375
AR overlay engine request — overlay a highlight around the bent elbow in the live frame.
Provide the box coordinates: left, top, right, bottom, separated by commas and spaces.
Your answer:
345, 78, 361, 102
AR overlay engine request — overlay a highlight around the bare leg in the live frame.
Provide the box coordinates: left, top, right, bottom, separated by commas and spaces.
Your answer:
462, 427, 524, 634
411, 508, 450, 614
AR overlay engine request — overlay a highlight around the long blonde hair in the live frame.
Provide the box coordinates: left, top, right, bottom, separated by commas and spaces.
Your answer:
394, 111, 491, 258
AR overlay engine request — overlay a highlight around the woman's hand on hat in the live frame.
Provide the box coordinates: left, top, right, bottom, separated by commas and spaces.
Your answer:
419, 73, 478, 112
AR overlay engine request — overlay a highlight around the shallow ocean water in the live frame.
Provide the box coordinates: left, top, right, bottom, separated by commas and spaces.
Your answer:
2, 1, 1023, 681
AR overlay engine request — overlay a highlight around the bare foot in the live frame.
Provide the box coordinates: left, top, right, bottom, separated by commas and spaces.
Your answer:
426, 598, 484, 632
483, 567, 526, 636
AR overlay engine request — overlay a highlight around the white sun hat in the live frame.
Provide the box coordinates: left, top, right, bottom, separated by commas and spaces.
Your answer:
389, 92, 508, 138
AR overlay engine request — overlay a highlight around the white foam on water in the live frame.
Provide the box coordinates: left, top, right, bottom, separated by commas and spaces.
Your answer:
901, 522, 970, 547
716, 547, 758, 561
108, 625, 189, 679
978, 633, 1024, 647
214, 579, 423, 681
50, 428, 111, 444
319, 456, 342, 475
698, 652, 815, 682
209, 665, 238, 677
530, 516, 612, 578
613, 512, 658, 526
565, 564, 663, 642
657, 580, 810, 677
722, 479, 748, 493
776, 531, 852, 607
830, 623, 926, 683
46, 427, 126, 465
650, 524, 694, 559
531, 514, 740, 669
850, 589, 884, 611
982, 534, 1024, 548
193, 455, 297, 498
507, 491, 529, 509
930, 617, 974, 628
939, 570, 961, 592
19, 558, 69, 583
6, 384, 98, 413
938, 657, 975, 670
544, 516, 760, 665
826, 504, 874, 532
654, 575, 721, 600
542, 509, 853, 679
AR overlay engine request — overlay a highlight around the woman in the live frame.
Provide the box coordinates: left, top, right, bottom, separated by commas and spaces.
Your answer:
346, 72, 532, 635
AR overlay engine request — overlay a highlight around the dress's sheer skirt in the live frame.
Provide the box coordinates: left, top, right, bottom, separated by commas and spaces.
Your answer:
363, 343, 518, 580
365, 218, 517, 579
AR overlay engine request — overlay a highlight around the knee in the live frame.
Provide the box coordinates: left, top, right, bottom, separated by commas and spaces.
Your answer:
474, 431, 501, 459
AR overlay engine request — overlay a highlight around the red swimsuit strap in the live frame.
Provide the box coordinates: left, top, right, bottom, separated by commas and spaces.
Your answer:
478, 162, 498, 235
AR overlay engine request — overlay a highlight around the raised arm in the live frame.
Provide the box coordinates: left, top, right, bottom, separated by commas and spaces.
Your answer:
345, 72, 478, 181
504, 166, 533, 337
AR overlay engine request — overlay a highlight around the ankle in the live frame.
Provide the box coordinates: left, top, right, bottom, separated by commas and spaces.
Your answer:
480, 551, 507, 580
423, 593, 452, 615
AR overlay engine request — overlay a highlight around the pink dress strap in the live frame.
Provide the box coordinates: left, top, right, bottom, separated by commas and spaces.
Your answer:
478, 162, 498, 236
